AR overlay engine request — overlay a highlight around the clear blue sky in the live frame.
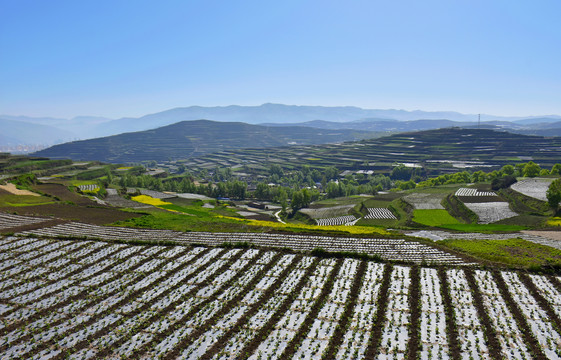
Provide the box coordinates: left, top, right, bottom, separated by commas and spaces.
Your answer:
1, 0, 560, 119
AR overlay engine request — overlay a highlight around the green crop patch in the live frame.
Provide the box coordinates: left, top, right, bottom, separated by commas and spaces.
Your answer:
0, 194, 55, 207
438, 238, 561, 270
412, 209, 460, 227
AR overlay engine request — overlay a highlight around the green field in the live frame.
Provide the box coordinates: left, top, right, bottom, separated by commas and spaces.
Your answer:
412, 209, 460, 227
0, 194, 55, 207
438, 238, 561, 270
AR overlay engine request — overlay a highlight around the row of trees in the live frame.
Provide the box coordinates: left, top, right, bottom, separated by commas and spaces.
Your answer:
416, 162, 560, 189
114, 161, 561, 213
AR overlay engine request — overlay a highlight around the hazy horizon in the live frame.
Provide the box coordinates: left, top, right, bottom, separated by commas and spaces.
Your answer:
2, 103, 561, 122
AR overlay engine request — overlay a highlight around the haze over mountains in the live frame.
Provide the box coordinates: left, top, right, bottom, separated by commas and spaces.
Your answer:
2, 104, 561, 149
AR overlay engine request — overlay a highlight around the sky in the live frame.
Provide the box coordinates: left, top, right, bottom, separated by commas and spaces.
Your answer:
1, 0, 560, 119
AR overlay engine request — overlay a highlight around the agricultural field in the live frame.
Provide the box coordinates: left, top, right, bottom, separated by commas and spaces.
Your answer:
511, 178, 555, 202
403, 192, 446, 210
299, 205, 355, 219
463, 202, 518, 224
412, 210, 461, 227
2, 235, 561, 359
182, 128, 561, 174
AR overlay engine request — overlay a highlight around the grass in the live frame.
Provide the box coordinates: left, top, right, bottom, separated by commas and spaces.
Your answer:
356, 218, 398, 227
361, 198, 393, 208
412, 209, 460, 227
547, 217, 561, 227
113, 202, 391, 236
312, 196, 369, 206
68, 179, 100, 186
438, 238, 561, 270
0, 194, 56, 207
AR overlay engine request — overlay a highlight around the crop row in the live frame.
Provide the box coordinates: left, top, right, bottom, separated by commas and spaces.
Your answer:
315, 216, 357, 227
455, 188, 497, 197
510, 178, 553, 202
77, 184, 99, 192
2, 236, 561, 359
462, 202, 518, 224
18, 221, 470, 265
0, 214, 50, 231
364, 208, 397, 220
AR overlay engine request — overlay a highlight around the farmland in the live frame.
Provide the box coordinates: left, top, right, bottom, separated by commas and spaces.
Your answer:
179, 128, 561, 175
2, 133, 561, 359
3, 235, 561, 359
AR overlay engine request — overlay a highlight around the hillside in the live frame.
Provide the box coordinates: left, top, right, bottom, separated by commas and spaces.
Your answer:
33, 120, 380, 163
187, 128, 561, 174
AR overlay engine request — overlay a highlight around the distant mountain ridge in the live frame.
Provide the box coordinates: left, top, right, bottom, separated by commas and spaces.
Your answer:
4, 103, 561, 147
33, 120, 381, 163
0, 118, 76, 146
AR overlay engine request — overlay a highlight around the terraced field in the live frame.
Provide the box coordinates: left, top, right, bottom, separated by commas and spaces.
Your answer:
11, 217, 467, 265
185, 128, 561, 174
463, 202, 518, 224
2, 236, 561, 359
511, 178, 555, 202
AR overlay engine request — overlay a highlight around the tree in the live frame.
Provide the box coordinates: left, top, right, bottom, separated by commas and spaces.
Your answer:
491, 175, 517, 190
390, 164, 412, 181
471, 171, 486, 183
501, 164, 515, 176
547, 179, 561, 213
269, 164, 283, 177
291, 190, 304, 211
551, 164, 561, 175
523, 161, 541, 178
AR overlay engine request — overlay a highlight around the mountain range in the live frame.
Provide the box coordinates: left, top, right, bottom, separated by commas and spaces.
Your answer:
3, 104, 561, 148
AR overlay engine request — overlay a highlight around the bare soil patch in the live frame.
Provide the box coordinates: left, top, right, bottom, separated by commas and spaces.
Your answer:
0, 183, 40, 196
0, 203, 143, 225
33, 183, 99, 206
522, 230, 561, 241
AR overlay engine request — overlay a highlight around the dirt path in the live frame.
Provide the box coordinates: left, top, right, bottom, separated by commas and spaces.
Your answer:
522, 230, 561, 241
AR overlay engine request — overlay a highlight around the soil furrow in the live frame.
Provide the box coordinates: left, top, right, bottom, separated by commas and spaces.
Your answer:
279, 259, 344, 359
2, 219, 68, 235
0, 241, 92, 293
406, 265, 420, 360
321, 259, 367, 360
0, 237, 74, 269
519, 273, 561, 337
162, 251, 287, 360
236, 257, 321, 360
2, 246, 187, 357
463, 269, 503, 360
491, 270, 547, 360
52, 247, 230, 359
437, 267, 461, 359
1, 242, 117, 314
198, 254, 305, 360
0, 244, 181, 339
364, 263, 392, 358
106, 249, 261, 359
0, 236, 29, 250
